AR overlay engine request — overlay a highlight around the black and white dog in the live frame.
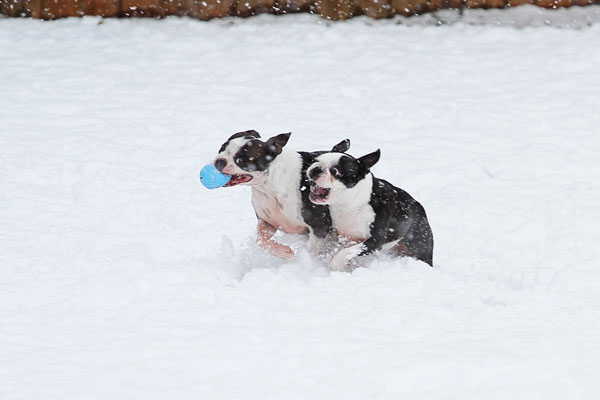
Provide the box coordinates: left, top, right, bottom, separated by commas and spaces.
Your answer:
306, 149, 434, 269
213, 130, 350, 259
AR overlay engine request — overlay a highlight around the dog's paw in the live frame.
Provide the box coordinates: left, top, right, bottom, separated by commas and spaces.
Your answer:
329, 244, 364, 271
307, 235, 325, 254
268, 243, 295, 260
329, 248, 353, 271
257, 237, 295, 260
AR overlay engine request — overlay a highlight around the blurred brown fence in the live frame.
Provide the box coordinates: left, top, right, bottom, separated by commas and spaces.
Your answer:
1, 0, 598, 20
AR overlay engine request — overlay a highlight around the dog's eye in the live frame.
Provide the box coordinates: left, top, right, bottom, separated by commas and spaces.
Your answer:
235, 157, 244, 165
330, 167, 341, 177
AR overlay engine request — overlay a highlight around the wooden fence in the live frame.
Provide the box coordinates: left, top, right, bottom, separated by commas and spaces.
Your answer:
1, 0, 598, 20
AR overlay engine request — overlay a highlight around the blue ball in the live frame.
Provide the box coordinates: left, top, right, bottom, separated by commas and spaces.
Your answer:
200, 164, 231, 189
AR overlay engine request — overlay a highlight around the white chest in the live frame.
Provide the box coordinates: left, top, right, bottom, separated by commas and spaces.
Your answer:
330, 205, 375, 242
250, 151, 306, 233
252, 187, 301, 220
329, 175, 375, 242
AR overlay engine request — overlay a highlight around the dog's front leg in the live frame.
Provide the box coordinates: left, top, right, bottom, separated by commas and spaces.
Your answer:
329, 202, 396, 271
307, 233, 326, 254
256, 219, 295, 260
330, 234, 389, 271
329, 243, 366, 271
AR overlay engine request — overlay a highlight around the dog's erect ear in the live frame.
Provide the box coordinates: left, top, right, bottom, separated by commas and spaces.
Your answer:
228, 130, 261, 141
266, 132, 291, 155
357, 149, 380, 170
331, 139, 351, 153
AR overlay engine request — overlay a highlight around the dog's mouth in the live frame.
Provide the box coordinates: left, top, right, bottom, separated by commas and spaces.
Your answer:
309, 183, 330, 204
224, 174, 253, 187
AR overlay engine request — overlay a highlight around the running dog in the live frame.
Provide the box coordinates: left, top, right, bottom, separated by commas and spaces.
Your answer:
306, 149, 433, 269
213, 130, 350, 259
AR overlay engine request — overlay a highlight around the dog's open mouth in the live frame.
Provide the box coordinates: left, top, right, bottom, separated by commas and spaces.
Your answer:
225, 174, 253, 187
309, 183, 330, 204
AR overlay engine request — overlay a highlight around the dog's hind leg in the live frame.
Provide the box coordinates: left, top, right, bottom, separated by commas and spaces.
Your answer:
256, 219, 295, 259
403, 232, 433, 267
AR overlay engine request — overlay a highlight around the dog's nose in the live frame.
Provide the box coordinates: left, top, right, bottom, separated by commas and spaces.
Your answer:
308, 166, 323, 180
214, 158, 227, 172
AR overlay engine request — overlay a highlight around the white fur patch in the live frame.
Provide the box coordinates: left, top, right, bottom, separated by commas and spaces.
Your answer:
217, 138, 308, 235
251, 148, 306, 233
309, 153, 376, 241
307, 153, 339, 189
330, 243, 365, 271
216, 137, 249, 176
329, 175, 374, 241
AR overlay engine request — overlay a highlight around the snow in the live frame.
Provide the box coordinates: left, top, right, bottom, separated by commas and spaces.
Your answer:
406, 5, 600, 28
1, 10, 600, 399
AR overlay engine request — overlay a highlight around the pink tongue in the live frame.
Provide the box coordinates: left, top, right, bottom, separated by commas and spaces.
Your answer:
231, 175, 252, 184
314, 186, 327, 195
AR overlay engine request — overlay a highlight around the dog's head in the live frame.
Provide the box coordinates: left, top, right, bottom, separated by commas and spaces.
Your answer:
213, 130, 291, 187
306, 149, 380, 204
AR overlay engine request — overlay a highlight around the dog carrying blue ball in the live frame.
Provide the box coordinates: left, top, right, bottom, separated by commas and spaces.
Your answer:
200, 164, 231, 189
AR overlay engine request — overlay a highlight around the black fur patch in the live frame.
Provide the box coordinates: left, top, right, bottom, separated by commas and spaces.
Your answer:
233, 139, 276, 172
299, 152, 332, 238
296, 139, 351, 237
365, 178, 434, 266
218, 130, 261, 153
334, 155, 370, 188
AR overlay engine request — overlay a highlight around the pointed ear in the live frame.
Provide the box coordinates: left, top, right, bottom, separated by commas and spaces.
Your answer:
266, 132, 291, 155
331, 139, 351, 153
357, 149, 380, 170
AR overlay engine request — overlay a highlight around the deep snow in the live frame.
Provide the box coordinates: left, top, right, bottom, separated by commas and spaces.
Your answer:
1, 9, 600, 399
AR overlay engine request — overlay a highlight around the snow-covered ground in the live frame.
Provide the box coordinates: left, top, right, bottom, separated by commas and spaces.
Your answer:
2, 9, 600, 399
